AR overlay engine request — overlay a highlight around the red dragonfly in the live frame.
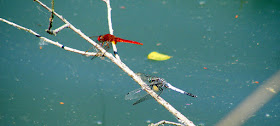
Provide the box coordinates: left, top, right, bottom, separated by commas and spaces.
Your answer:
97, 34, 143, 45
89, 34, 143, 59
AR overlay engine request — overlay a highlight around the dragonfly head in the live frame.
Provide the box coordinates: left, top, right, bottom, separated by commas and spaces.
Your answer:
97, 35, 103, 42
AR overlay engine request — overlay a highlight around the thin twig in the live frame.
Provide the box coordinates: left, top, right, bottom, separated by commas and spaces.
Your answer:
3, 1, 196, 125
46, 0, 55, 35
102, 0, 121, 61
103, 0, 113, 34
52, 23, 69, 36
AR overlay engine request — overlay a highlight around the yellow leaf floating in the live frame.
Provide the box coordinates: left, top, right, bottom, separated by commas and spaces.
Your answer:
147, 51, 171, 61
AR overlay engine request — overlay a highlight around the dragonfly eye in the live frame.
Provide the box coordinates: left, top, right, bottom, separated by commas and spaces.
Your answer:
149, 79, 155, 83
97, 35, 103, 41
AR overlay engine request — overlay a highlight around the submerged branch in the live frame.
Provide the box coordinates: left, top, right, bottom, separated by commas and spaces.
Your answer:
149, 120, 185, 126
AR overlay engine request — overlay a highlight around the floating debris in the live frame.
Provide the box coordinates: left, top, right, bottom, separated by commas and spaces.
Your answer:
39, 39, 48, 49
156, 43, 162, 46
252, 80, 260, 84
96, 121, 102, 125
186, 103, 193, 106
146, 120, 152, 123
199, 1, 206, 6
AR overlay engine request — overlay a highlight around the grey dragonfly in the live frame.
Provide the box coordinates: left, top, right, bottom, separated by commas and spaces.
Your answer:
125, 73, 197, 105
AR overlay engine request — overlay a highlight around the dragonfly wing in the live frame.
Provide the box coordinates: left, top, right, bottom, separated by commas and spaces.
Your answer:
132, 86, 165, 105
136, 73, 163, 85
126, 73, 166, 105
136, 73, 150, 83
125, 73, 154, 100
132, 94, 152, 105
125, 88, 146, 100
125, 84, 164, 100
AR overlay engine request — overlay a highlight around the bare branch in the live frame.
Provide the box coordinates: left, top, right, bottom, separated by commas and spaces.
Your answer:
2, 0, 196, 125
33, 0, 103, 52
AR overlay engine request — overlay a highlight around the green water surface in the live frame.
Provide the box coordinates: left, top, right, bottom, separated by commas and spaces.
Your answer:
1, 0, 280, 125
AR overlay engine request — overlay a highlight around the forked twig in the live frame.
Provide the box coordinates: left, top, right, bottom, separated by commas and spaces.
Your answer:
0, 18, 98, 57
1, 0, 195, 125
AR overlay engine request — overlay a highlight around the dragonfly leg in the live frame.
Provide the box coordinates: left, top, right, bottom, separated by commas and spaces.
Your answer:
90, 43, 104, 60
84, 46, 99, 60
85, 46, 94, 53
100, 42, 110, 57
